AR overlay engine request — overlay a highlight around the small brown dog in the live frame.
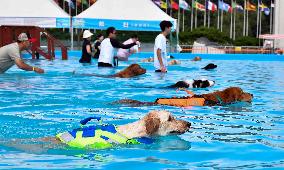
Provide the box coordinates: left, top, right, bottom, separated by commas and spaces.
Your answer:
75, 64, 146, 78
141, 57, 181, 65
114, 87, 253, 107
191, 56, 202, 61
113, 64, 146, 78
168, 59, 181, 65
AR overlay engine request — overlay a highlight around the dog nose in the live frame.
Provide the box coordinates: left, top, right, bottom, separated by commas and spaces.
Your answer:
187, 122, 191, 127
250, 93, 253, 97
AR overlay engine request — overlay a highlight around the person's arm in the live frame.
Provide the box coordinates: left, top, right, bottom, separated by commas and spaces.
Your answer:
96, 42, 101, 50
177, 88, 195, 96
86, 44, 92, 55
156, 48, 166, 72
14, 58, 44, 73
110, 38, 136, 49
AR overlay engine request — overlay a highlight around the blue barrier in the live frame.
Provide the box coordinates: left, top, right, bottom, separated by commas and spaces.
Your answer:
23, 51, 284, 62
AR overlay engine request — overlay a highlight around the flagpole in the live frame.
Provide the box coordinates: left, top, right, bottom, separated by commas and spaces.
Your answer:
230, 0, 233, 38
256, 0, 259, 37
75, 0, 78, 34
195, 4, 197, 28
81, 0, 84, 12
208, 6, 210, 28
233, 1, 236, 40
166, 0, 168, 14
191, 0, 194, 30
170, 2, 172, 17
243, 0, 246, 36
183, 9, 185, 32
269, 0, 272, 34
69, 2, 73, 50
178, 3, 180, 33
204, 0, 207, 27
217, 1, 220, 29
63, 0, 66, 32
259, 6, 262, 37
246, 3, 249, 36
221, 0, 223, 32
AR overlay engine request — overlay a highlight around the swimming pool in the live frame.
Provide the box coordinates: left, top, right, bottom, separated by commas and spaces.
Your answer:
0, 52, 283, 169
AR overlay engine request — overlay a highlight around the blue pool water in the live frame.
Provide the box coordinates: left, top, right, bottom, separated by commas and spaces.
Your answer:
0, 53, 284, 169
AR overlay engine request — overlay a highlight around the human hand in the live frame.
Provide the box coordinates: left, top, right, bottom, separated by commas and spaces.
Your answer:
34, 67, 44, 74
136, 41, 141, 47
160, 66, 167, 73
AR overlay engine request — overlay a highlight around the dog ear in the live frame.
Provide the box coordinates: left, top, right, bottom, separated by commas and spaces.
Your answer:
145, 117, 160, 135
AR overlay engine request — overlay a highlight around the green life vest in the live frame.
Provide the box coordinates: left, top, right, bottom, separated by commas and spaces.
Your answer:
56, 117, 153, 149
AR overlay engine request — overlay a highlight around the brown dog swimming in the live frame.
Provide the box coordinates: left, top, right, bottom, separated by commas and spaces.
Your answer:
75, 64, 146, 78
114, 87, 253, 107
113, 64, 146, 78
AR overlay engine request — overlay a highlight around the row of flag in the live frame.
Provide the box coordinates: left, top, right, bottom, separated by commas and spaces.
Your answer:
152, 0, 273, 16
55, 0, 97, 9
58, 0, 272, 16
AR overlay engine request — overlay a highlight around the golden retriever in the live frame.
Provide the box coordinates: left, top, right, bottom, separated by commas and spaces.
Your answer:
4, 110, 190, 151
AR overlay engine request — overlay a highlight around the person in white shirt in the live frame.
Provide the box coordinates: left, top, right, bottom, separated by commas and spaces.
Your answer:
117, 35, 140, 61
154, 20, 173, 73
98, 27, 140, 67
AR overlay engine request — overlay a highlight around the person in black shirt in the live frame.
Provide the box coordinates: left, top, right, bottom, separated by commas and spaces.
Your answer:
93, 34, 104, 59
98, 27, 140, 67
79, 30, 93, 63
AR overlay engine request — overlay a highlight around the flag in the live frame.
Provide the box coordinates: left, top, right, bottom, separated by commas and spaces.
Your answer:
179, 0, 190, 10
271, 3, 275, 8
153, 0, 161, 6
218, 0, 232, 13
76, 0, 88, 6
161, 1, 168, 9
54, 0, 59, 5
90, 0, 97, 5
207, 1, 217, 12
193, 1, 205, 11
259, 3, 270, 15
246, 1, 256, 11
64, 0, 74, 9
232, 2, 243, 12
171, 0, 179, 10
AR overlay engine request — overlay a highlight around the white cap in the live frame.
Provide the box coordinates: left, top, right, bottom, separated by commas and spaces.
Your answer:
83, 30, 93, 39
18, 33, 36, 42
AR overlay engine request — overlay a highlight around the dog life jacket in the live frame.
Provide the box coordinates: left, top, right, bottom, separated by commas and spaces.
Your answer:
56, 117, 153, 149
155, 94, 224, 107
155, 96, 205, 107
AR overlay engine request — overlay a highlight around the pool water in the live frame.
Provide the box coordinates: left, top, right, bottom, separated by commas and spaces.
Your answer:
0, 54, 284, 169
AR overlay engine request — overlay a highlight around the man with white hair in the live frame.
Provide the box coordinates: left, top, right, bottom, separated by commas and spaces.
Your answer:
0, 33, 44, 74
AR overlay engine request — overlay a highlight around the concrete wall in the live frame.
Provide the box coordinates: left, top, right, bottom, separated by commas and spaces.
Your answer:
274, 0, 284, 48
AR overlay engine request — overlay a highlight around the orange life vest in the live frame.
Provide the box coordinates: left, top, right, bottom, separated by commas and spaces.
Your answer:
155, 97, 205, 107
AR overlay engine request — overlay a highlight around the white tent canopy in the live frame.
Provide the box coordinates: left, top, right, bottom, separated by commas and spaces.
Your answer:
73, 0, 176, 31
0, 0, 70, 28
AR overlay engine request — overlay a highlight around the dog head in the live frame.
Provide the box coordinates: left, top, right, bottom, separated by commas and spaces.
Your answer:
202, 63, 217, 70
168, 59, 181, 65
192, 56, 202, 61
116, 64, 146, 78
192, 79, 215, 88
203, 87, 253, 104
142, 110, 191, 136
223, 87, 253, 103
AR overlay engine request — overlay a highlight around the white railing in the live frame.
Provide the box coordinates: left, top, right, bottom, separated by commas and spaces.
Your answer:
179, 45, 284, 54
